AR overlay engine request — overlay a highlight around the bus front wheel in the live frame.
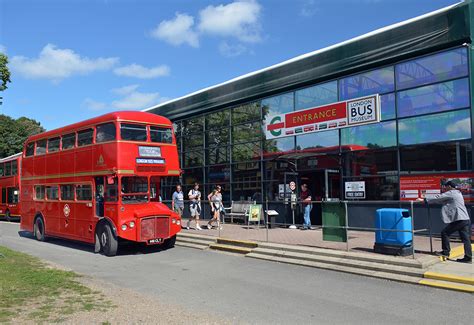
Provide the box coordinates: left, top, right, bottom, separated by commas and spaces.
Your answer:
98, 224, 118, 257
34, 217, 46, 241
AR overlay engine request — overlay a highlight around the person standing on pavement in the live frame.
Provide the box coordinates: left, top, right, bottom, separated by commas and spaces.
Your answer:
300, 183, 313, 230
207, 185, 223, 230
421, 181, 472, 263
187, 182, 202, 230
171, 184, 184, 218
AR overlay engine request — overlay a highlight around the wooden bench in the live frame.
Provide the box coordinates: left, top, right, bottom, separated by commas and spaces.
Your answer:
223, 201, 254, 224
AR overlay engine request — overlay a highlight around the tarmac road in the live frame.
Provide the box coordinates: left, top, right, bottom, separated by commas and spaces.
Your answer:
1, 221, 472, 324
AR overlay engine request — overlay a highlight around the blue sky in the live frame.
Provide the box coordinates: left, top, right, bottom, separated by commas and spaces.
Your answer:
0, 0, 460, 130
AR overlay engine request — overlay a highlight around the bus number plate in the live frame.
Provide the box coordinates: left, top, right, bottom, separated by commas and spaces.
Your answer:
148, 238, 163, 244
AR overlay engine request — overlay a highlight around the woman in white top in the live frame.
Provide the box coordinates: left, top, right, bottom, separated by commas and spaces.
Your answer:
207, 185, 223, 230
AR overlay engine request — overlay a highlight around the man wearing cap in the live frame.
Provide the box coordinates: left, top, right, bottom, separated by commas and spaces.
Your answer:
422, 181, 472, 263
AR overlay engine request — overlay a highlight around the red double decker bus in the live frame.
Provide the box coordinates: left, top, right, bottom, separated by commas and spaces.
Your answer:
0, 153, 21, 221
20, 111, 181, 256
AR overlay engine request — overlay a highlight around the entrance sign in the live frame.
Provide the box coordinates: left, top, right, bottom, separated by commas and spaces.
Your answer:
264, 95, 380, 139
345, 181, 366, 199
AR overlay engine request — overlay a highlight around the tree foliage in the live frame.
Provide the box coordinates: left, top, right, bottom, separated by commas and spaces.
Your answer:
0, 115, 45, 158
0, 53, 11, 92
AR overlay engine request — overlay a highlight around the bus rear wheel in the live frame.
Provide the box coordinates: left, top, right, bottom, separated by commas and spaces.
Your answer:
98, 224, 118, 257
34, 217, 46, 241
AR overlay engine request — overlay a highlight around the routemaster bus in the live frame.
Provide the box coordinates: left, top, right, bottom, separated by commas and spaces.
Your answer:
0, 153, 21, 221
20, 111, 182, 256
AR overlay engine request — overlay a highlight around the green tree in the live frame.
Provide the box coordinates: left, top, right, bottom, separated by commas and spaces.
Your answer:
0, 115, 45, 158
0, 53, 11, 92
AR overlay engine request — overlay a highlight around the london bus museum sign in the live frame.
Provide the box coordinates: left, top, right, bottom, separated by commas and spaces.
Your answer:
264, 95, 380, 139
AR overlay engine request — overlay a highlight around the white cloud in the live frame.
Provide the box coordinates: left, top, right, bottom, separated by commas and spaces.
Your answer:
111, 84, 140, 96
114, 63, 170, 79
198, 0, 262, 43
151, 13, 199, 47
219, 41, 248, 57
300, 0, 318, 17
83, 98, 107, 111
446, 118, 470, 135
10, 44, 118, 82
0, 45, 6, 54
84, 85, 167, 112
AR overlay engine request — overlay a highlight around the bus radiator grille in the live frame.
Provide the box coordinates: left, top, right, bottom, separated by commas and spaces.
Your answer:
140, 216, 170, 241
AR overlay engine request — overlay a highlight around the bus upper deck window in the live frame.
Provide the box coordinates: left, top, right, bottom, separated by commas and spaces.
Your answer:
120, 123, 147, 141
96, 122, 116, 143
0, 163, 3, 177
78, 129, 94, 147
36, 139, 47, 155
11, 160, 17, 176
150, 126, 172, 144
26, 142, 35, 156
62, 133, 76, 150
48, 137, 60, 153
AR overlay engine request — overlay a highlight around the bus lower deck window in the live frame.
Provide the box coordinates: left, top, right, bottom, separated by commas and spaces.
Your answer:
76, 184, 92, 201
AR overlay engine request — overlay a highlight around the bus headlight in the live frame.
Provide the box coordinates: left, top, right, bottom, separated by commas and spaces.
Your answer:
129, 221, 135, 228
171, 218, 176, 224
176, 220, 181, 225
121, 224, 128, 231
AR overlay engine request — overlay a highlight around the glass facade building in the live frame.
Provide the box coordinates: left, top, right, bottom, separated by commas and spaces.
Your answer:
148, 2, 474, 226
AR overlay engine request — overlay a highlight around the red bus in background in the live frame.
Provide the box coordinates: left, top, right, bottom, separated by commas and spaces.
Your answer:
0, 153, 21, 221
20, 111, 182, 256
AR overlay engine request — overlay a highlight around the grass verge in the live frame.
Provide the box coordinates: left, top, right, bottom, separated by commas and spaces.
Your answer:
0, 246, 114, 323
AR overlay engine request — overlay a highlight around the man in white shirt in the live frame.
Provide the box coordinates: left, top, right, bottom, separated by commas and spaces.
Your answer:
187, 182, 202, 230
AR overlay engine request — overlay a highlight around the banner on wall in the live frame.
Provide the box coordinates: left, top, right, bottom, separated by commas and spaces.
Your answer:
264, 94, 380, 139
400, 173, 474, 202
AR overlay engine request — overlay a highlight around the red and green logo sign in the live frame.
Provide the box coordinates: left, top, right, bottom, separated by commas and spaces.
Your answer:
266, 116, 285, 137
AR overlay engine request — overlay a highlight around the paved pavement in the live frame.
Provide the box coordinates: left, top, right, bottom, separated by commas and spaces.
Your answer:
1, 221, 472, 324
181, 220, 454, 258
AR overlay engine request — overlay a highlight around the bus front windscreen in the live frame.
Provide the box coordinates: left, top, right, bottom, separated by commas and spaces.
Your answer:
121, 176, 148, 203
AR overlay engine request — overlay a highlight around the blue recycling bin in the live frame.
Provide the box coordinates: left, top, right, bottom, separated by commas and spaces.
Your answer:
374, 208, 413, 256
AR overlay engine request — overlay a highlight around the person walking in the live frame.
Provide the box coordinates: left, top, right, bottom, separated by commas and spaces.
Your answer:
171, 184, 184, 218
207, 185, 223, 230
187, 182, 202, 230
300, 183, 313, 230
421, 181, 472, 263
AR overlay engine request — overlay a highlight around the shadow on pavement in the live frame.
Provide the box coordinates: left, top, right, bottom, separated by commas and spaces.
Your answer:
17, 230, 174, 256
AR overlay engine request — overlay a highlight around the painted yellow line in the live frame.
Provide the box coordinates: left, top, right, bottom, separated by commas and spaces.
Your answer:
449, 244, 474, 259
424, 272, 474, 286
419, 279, 474, 293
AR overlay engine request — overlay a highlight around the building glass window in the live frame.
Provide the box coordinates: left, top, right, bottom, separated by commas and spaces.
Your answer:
295, 81, 338, 110
341, 121, 396, 149
36, 139, 47, 155
184, 150, 204, 168
397, 78, 469, 118
343, 176, 399, 201
262, 92, 294, 116
233, 121, 262, 144
62, 133, 76, 150
339, 66, 394, 100
182, 168, 203, 186
206, 128, 229, 147
296, 130, 339, 150
206, 109, 229, 130
182, 117, 203, 135
400, 141, 472, 172
264, 136, 295, 156
232, 141, 261, 162
398, 109, 471, 146
232, 102, 261, 124
96, 123, 116, 143
380, 93, 396, 120
206, 165, 231, 184
48, 137, 60, 152
343, 149, 397, 177
396, 47, 468, 90
206, 146, 230, 165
